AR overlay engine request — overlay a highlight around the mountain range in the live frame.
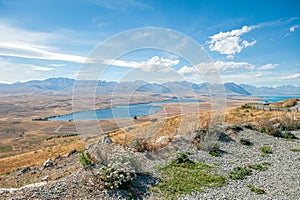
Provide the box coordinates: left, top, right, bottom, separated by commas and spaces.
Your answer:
0, 78, 299, 96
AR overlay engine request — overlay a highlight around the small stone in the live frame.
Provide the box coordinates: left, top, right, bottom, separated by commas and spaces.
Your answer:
102, 136, 113, 144
18, 166, 30, 175
43, 159, 53, 168
41, 175, 49, 182
67, 150, 78, 157
55, 155, 62, 160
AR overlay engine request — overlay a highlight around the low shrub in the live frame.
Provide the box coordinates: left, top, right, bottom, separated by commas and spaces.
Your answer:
248, 163, 269, 171
255, 117, 299, 139
248, 185, 266, 194
193, 129, 221, 152
171, 152, 195, 165
261, 146, 273, 154
243, 124, 255, 130
281, 131, 298, 139
209, 150, 222, 157
228, 166, 252, 180
227, 125, 243, 132
98, 162, 136, 190
290, 148, 300, 152
129, 138, 148, 152
240, 104, 252, 109
78, 150, 92, 167
240, 138, 253, 146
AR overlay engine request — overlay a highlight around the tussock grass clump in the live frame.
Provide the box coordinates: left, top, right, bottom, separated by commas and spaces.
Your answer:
78, 150, 92, 167
193, 129, 221, 152
209, 150, 222, 157
129, 137, 169, 152
281, 131, 298, 139
154, 152, 226, 199
229, 166, 252, 180
256, 120, 282, 137
261, 145, 273, 154
248, 163, 270, 171
248, 185, 266, 194
290, 148, 300, 152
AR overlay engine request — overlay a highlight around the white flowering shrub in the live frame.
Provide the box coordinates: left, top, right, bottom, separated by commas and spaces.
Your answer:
98, 161, 136, 190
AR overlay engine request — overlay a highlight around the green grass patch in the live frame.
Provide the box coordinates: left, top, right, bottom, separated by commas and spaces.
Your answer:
209, 150, 222, 157
261, 145, 273, 154
78, 150, 92, 167
290, 148, 300, 152
0, 145, 13, 153
229, 166, 252, 180
154, 153, 226, 199
248, 185, 266, 194
248, 163, 269, 171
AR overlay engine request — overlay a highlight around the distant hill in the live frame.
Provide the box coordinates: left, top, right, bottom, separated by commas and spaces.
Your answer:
240, 84, 300, 95
1, 77, 300, 96
225, 82, 251, 96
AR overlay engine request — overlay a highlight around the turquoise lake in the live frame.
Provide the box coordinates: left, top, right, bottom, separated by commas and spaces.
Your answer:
258, 95, 300, 103
49, 98, 202, 121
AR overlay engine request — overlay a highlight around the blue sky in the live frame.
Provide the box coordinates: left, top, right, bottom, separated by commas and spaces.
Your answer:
0, 0, 299, 86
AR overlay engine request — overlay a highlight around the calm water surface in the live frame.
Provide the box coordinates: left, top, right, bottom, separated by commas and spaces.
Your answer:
49, 98, 202, 121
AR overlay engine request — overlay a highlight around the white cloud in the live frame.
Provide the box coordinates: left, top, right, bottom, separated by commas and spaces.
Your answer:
47, 63, 66, 67
177, 65, 197, 75
258, 63, 279, 70
103, 56, 179, 73
0, 20, 90, 63
253, 73, 263, 77
208, 25, 257, 58
281, 73, 300, 80
30, 66, 55, 71
290, 25, 299, 32
215, 61, 255, 72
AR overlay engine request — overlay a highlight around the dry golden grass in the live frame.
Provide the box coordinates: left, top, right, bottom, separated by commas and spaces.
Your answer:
0, 140, 84, 175
225, 106, 300, 124
270, 98, 298, 108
